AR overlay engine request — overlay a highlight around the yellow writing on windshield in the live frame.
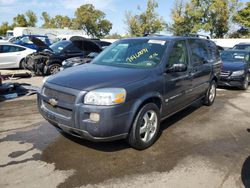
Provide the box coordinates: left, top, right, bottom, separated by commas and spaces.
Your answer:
126, 48, 149, 63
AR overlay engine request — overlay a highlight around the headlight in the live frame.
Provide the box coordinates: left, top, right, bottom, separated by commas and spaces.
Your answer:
84, 88, 126, 105
62, 60, 68, 66
231, 70, 244, 76
42, 76, 50, 84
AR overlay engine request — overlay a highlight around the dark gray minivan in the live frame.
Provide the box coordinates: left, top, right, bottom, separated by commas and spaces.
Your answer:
38, 36, 222, 150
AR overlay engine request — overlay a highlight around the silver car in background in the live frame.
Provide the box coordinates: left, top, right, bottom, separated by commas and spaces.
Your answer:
0, 43, 35, 69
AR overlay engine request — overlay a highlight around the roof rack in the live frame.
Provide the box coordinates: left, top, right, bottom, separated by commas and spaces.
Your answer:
143, 32, 166, 37
184, 33, 210, 39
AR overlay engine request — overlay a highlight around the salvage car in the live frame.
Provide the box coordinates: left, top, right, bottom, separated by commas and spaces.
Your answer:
24, 36, 103, 75
219, 50, 250, 90
0, 42, 35, 69
38, 36, 221, 150
13, 35, 51, 51
60, 52, 99, 70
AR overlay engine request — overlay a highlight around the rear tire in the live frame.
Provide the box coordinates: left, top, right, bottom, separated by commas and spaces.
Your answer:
241, 74, 249, 90
204, 80, 217, 106
127, 103, 160, 150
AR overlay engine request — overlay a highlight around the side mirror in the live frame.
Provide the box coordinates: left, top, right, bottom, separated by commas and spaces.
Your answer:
166, 63, 187, 73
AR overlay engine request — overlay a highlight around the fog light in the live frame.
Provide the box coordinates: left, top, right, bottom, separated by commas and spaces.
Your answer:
90, 113, 100, 122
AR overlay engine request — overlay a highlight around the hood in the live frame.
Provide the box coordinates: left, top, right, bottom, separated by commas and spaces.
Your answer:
222, 60, 246, 72
29, 36, 51, 51
47, 64, 151, 91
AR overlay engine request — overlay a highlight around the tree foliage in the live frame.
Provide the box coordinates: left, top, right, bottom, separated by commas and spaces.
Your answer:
125, 0, 165, 36
13, 10, 37, 27
73, 4, 112, 38
169, 0, 238, 38
0, 22, 13, 36
233, 2, 250, 28
168, 0, 201, 36
26, 10, 37, 27
41, 12, 52, 28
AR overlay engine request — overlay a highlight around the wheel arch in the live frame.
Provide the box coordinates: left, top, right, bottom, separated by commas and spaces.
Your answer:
19, 58, 25, 68
127, 93, 164, 133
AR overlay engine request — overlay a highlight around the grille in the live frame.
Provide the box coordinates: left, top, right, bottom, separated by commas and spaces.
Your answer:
43, 101, 72, 118
220, 71, 231, 77
43, 87, 76, 104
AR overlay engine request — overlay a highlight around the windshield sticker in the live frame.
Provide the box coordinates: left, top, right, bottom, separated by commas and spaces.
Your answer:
148, 40, 166, 45
149, 52, 159, 59
126, 48, 149, 63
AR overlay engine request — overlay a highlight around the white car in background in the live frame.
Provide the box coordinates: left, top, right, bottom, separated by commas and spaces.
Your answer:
0, 43, 35, 69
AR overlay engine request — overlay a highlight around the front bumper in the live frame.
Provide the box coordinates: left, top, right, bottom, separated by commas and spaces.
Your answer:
37, 84, 131, 141
218, 75, 245, 87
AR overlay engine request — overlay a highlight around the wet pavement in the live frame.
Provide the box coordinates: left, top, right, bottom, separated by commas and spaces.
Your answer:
0, 87, 250, 188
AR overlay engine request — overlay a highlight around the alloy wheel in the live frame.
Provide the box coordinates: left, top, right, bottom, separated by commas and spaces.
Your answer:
139, 110, 158, 143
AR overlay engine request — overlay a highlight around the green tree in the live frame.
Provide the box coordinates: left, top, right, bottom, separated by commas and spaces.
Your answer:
233, 2, 250, 28
41, 12, 52, 28
13, 11, 37, 27
169, 0, 238, 38
0, 22, 13, 35
13, 14, 28, 27
25, 10, 37, 27
168, 0, 201, 35
51, 15, 72, 28
125, 0, 165, 36
73, 4, 112, 38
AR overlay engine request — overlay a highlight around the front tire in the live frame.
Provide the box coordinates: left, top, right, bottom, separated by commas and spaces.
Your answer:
47, 63, 61, 75
241, 74, 249, 90
204, 80, 217, 106
19, 58, 26, 69
127, 103, 160, 150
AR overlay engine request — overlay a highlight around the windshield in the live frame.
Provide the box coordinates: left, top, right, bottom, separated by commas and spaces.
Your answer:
50, 41, 71, 54
233, 45, 250, 51
221, 51, 249, 62
92, 39, 169, 68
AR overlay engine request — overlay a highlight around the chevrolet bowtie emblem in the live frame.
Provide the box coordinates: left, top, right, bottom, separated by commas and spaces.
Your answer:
49, 98, 58, 107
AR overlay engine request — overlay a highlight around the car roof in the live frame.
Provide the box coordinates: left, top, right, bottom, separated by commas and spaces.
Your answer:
0, 42, 28, 48
22, 34, 48, 37
120, 36, 212, 42
235, 43, 250, 45
223, 49, 250, 53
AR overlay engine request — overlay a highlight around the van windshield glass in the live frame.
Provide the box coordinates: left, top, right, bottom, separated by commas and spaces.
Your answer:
92, 39, 168, 68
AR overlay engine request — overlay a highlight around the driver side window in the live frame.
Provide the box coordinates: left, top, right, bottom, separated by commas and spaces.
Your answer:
168, 40, 188, 66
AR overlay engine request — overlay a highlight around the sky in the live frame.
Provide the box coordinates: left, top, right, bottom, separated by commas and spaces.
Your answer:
0, 0, 249, 35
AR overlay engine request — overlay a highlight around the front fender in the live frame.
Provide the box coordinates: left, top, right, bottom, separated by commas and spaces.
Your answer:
126, 92, 165, 131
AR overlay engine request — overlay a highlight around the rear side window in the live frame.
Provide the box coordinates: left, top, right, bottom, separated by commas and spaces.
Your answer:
188, 39, 209, 65
206, 41, 220, 62
0, 45, 25, 53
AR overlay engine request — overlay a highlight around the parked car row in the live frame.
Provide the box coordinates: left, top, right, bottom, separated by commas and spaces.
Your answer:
23, 36, 110, 75
0, 35, 111, 74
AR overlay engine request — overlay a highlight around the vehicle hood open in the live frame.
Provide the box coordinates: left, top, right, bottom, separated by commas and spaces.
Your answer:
29, 36, 51, 51
46, 64, 151, 91
222, 60, 246, 72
